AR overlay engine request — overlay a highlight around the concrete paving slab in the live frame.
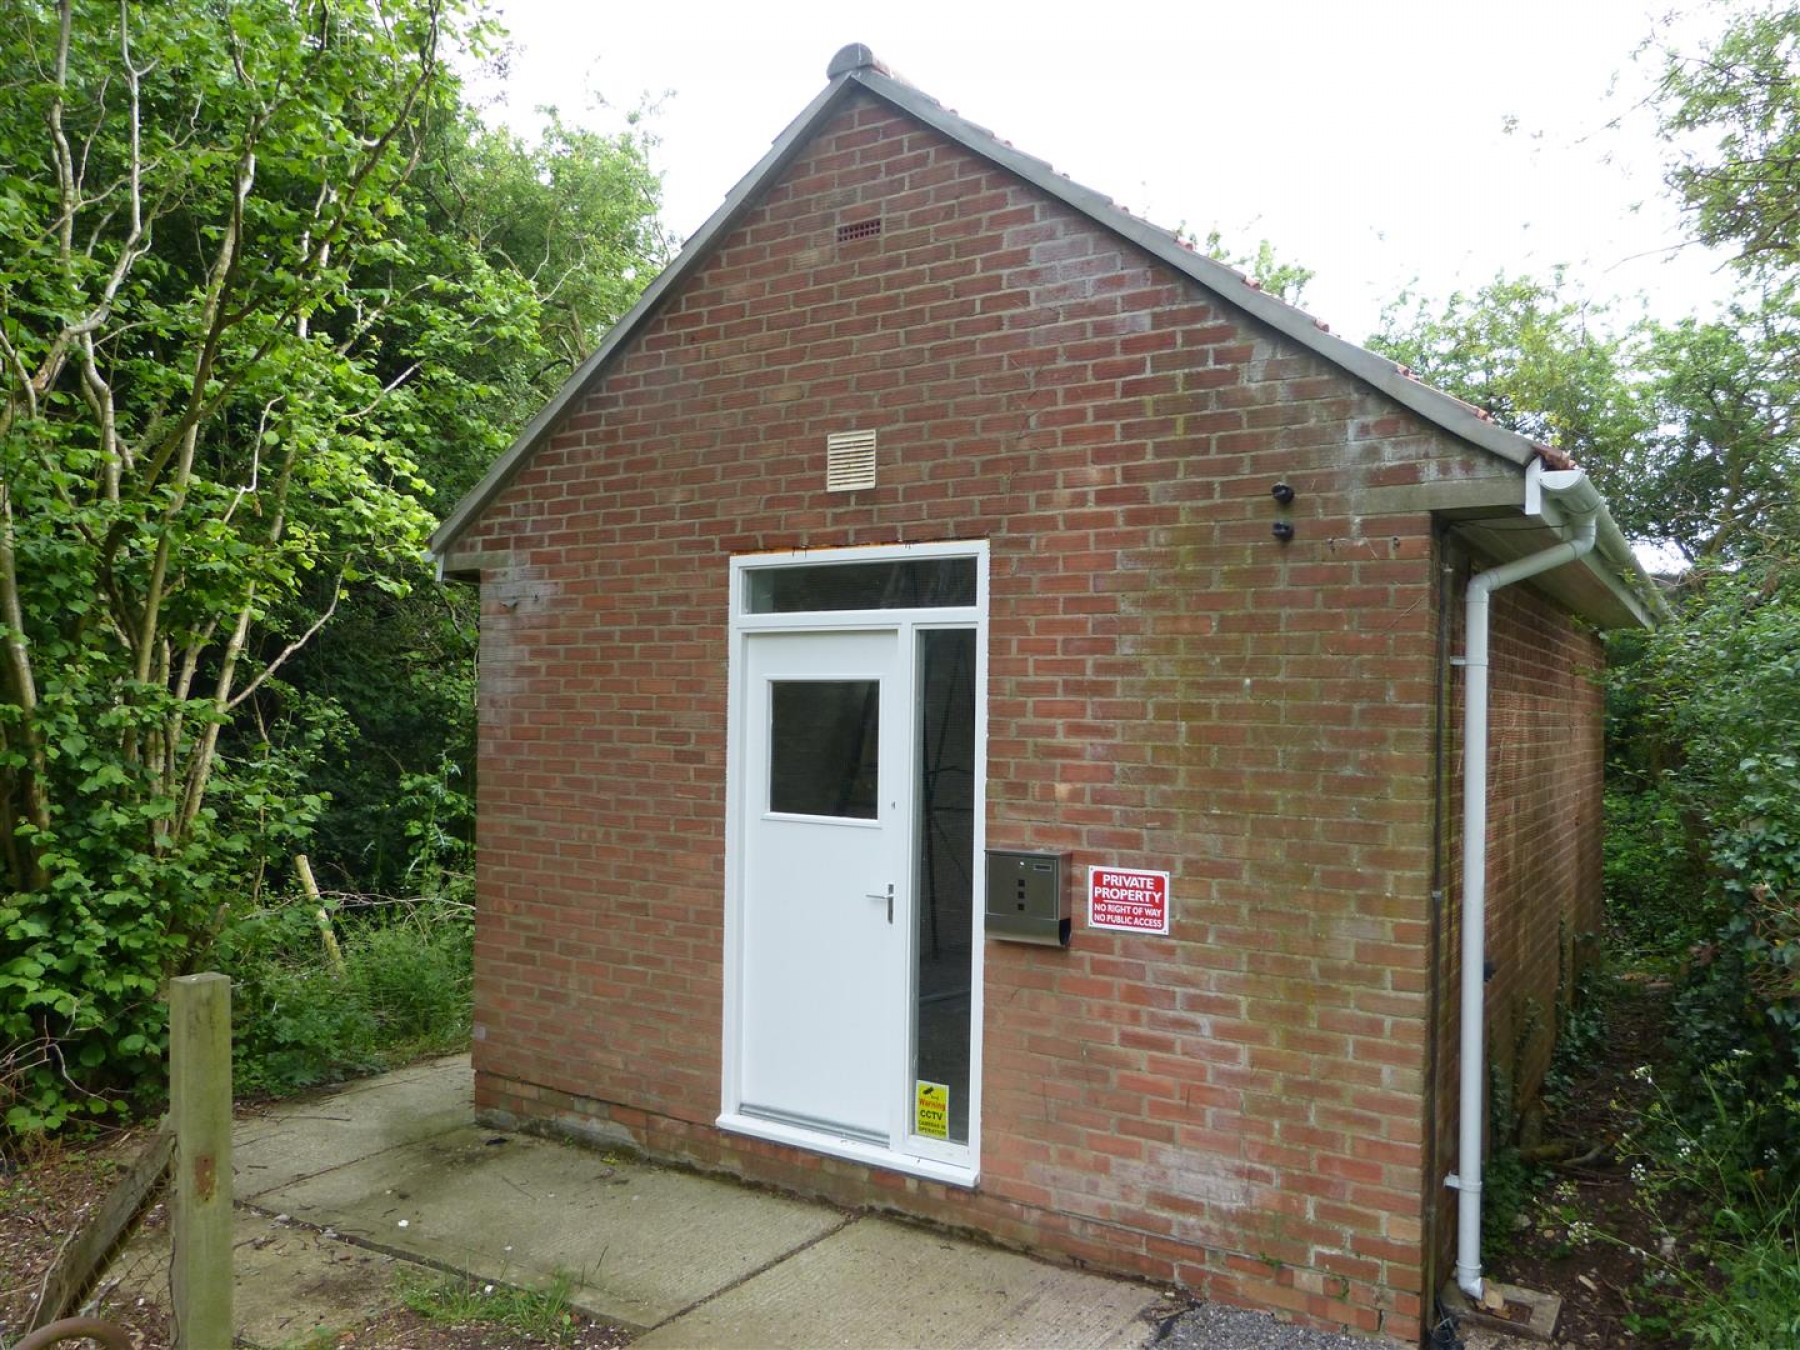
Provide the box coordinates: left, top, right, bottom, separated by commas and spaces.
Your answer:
635, 1215, 1159, 1349
253, 1124, 850, 1332
1440, 1278, 1562, 1344
235, 1057, 473, 1199
109, 1207, 419, 1349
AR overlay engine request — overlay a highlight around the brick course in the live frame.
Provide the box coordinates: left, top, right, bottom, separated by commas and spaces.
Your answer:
446, 94, 1606, 1345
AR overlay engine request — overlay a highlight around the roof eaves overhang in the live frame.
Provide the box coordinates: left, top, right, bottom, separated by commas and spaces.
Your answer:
1444, 462, 1670, 629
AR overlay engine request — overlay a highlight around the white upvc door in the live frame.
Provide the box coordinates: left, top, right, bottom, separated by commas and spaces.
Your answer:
737, 628, 907, 1145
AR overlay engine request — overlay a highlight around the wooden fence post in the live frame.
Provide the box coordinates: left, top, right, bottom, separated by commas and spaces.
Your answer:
169, 973, 232, 1349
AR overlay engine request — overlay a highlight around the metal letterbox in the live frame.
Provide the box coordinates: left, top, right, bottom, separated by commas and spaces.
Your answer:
985, 850, 1070, 946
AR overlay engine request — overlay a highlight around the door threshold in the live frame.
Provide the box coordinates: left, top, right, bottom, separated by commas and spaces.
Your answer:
717, 1111, 979, 1189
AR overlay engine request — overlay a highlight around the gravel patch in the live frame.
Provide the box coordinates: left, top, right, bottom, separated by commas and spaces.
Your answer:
1153, 1302, 1387, 1349
1153, 1302, 1548, 1349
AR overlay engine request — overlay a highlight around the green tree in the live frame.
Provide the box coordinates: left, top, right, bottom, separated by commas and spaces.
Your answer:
1634, 286, 1800, 563
1634, 3, 1800, 563
1192, 228, 1316, 305
1368, 273, 1639, 453
1368, 273, 1665, 526
0, 0, 664, 1130
341, 108, 667, 506
1636, 3, 1800, 1099
1369, 268, 1800, 567
0, 0, 473, 1129
287, 112, 666, 893
1657, 2, 1800, 273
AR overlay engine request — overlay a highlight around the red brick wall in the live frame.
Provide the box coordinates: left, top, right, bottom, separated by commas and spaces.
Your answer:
445, 93, 1598, 1343
1486, 586, 1607, 1088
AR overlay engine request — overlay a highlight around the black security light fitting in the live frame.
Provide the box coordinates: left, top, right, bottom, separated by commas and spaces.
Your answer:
1271, 521, 1295, 543
1271, 482, 1296, 505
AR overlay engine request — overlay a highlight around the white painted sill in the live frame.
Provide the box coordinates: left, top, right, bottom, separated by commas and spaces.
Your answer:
716, 1111, 980, 1190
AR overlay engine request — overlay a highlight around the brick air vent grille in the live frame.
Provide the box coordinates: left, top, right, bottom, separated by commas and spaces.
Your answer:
836, 218, 883, 244
825, 430, 878, 492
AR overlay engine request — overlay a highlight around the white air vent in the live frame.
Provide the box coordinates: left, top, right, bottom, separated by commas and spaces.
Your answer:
826, 430, 878, 492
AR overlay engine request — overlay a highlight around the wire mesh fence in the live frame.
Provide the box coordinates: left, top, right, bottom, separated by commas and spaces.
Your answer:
9, 1127, 175, 1349
83, 1167, 174, 1345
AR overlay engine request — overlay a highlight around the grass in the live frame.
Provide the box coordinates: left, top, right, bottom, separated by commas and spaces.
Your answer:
1623, 1054, 1800, 1346
222, 895, 473, 1098
1683, 1229, 1800, 1347
394, 1267, 582, 1344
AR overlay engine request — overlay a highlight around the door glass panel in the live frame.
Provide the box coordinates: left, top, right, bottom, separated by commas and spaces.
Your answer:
913, 630, 975, 1144
768, 680, 880, 819
747, 558, 976, 613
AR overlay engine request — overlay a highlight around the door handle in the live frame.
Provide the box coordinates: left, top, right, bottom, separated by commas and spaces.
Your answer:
865, 883, 894, 924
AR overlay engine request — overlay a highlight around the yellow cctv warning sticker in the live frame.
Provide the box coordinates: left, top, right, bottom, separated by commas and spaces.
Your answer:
915, 1080, 949, 1139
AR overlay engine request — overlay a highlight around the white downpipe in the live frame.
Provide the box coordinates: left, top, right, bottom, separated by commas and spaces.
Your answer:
1452, 469, 1599, 1301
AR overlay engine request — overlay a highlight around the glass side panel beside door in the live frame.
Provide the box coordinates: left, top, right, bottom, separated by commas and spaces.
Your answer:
913, 629, 975, 1144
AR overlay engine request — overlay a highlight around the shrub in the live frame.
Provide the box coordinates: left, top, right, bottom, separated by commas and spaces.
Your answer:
395, 1268, 582, 1344
1631, 567, 1800, 1062
222, 896, 471, 1100
1602, 786, 1714, 960
1686, 1231, 1800, 1348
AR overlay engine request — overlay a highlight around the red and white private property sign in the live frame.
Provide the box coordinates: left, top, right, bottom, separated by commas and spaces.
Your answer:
1088, 866, 1171, 935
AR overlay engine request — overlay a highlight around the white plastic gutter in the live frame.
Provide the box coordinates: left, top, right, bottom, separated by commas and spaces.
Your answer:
1449, 465, 1601, 1301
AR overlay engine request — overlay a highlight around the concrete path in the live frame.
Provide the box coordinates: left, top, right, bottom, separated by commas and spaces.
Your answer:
221, 1056, 1161, 1347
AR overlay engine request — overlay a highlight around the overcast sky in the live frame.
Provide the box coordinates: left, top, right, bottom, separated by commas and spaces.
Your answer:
470, 0, 1735, 342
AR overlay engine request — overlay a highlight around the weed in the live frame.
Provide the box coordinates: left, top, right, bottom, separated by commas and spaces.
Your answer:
1527, 1180, 1602, 1260
1624, 1056, 1800, 1346
223, 894, 472, 1098
394, 1267, 582, 1344
1684, 1228, 1800, 1348
1480, 1012, 1544, 1262
1480, 1143, 1534, 1264
1543, 963, 1611, 1113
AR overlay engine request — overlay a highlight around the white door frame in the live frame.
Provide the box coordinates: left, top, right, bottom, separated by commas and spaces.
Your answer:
720, 541, 987, 1187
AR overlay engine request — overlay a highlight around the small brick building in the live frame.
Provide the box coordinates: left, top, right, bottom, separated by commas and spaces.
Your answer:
431, 47, 1663, 1344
